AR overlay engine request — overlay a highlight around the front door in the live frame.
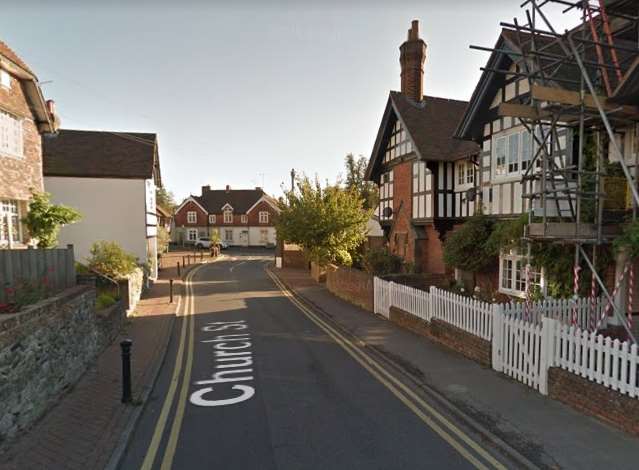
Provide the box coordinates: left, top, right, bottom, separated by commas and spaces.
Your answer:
240, 230, 249, 247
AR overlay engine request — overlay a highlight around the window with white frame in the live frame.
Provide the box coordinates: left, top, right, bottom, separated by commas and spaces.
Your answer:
241, 214, 248, 224
378, 170, 394, 221
499, 251, 544, 297
0, 109, 23, 158
209, 214, 216, 224
260, 229, 268, 243
223, 208, 233, 224
187, 228, 198, 241
493, 128, 540, 179
0, 70, 10, 89
187, 211, 197, 224
225, 229, 233, 241
0, 200, 20, 243
456, 161, 474, 186
259, 211, 269, 224
383, 120, 413, 163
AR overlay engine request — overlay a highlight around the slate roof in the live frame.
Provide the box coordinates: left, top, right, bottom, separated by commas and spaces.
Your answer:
194, 189, 277, 214
390, 91, 479, 161
43, 129, 158, 180
0, 40, 33, 75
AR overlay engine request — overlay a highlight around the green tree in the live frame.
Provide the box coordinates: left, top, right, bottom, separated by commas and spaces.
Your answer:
442, 214, 494, 273
276, 176, 371, 266
156, 187, 177, 212
344, 153, 378, 210
22, 192, 82, 248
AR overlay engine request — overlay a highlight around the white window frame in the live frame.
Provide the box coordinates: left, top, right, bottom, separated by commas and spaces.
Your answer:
0, 200, 20, 245
493, 127, 541, 181
187, 228, 198, 241
187, 211, 197, 224
224, 209, 233, 224
0, 109, 24, 159
259, 211, 269, 224
0, 70, 10, 89
209, 214, 216, 224
260, 229, 269, 243
224, 229, 233, 241
241, 214, 248, 224
498, 250, 545, 298
455, 161, 475, 190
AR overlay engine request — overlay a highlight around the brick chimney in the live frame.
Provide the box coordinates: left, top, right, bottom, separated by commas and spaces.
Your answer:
399, 20, 427, 102
225, 185, 230, 193
201, 185, 211, 194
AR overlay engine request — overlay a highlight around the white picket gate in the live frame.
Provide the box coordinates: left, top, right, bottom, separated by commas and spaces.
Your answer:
373, 277, 391, 318
430, 287, 493, 340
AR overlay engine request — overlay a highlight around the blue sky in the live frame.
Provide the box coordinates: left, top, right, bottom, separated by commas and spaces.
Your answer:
2, 1, 580, 201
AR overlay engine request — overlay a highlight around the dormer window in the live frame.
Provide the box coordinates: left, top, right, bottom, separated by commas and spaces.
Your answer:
224, 208, 233, 224
209, 215, 216, 224
241, 214, 248, 223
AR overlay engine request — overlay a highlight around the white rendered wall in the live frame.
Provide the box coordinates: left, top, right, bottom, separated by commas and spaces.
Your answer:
44, 176, 148, 265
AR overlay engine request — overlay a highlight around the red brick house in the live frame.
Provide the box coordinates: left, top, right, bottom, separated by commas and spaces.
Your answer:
174, 185, 279, 247
365, 20, 479, 275
0, 40, 58, 249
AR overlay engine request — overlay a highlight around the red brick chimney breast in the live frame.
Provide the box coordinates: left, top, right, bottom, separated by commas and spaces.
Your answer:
400, 19, 427, 102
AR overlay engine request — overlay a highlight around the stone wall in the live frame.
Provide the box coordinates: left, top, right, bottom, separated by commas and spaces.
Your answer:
122, 267, 144, 316
0, 286, 98, 440
326, 266, 374, 312
548, 367, 639, 437
389, 306, 492, 367
95, 301, 126, 352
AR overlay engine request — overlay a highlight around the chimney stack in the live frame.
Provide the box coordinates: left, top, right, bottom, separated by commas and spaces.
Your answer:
399, 20, 427, 102
225, 185, 230, 193
201, 185, 211, 194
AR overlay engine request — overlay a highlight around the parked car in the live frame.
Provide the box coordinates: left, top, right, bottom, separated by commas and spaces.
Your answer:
195, 237, 212, 249
218, 240, 229, 249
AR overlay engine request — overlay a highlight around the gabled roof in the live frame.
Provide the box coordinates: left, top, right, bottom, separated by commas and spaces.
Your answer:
366, 91, 479, 180
193, 188, 276, 214
0, 40, 33, 75
43, 129, 160, 181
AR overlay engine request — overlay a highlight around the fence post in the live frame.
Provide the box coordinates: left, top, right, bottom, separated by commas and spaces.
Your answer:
491, 303, 504, 372
539, 317, 558, 396
428, 286, 435, 322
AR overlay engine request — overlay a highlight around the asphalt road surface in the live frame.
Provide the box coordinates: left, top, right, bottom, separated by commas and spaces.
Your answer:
120, 250, 511, 470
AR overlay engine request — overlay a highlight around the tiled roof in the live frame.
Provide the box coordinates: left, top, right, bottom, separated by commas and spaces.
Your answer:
390, 91, 480, 161
0, 40, 33, 75
194, 189, 274, 214
43, 129, 157, 179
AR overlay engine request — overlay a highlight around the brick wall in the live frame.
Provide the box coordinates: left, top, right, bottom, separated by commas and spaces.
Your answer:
0, 72, 44, 203
548, 367, 639, 437
326, 266, 374, 312
389, 306, 492, 367
388, 161, 414, 263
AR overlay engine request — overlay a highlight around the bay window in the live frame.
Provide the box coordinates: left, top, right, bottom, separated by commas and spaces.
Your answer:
499, 251, 544, 297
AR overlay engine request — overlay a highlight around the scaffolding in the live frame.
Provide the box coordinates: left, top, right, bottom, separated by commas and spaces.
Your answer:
471, 0, 639, 342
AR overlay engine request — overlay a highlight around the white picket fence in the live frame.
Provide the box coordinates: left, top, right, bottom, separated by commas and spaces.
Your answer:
503, 296, 607, 331
373, 277, 391, 318
430, 287, 493, 340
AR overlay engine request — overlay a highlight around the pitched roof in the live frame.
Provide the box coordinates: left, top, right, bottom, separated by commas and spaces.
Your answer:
43, 129, 158, 180
0, 40, 33, 75
193, 189, 276, 214
366, 92, 479, 180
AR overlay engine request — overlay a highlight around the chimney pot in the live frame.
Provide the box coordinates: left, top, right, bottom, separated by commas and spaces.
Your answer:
226, 185, 230, 192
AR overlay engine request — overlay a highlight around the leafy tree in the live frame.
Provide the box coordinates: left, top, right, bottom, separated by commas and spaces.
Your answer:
443, 214, 494, 272
87, 241, 138, 279
343, 153, 378, 210
22, 192, 82, 248
276, 176, 371, 266
156, 187, 177, 212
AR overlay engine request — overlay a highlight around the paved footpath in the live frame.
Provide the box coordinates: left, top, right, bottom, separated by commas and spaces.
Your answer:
0, 251, 209, 470
273, 267, 639, 470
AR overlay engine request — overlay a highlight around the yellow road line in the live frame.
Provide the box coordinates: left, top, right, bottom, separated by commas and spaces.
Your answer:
140, 267, 200, 470
160, 266, 198, 469
267, 270, 506, 470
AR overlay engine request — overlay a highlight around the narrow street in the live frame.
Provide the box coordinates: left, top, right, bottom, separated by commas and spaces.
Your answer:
120, 251, 509, 469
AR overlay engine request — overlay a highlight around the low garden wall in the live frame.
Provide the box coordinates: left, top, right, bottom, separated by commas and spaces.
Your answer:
0, 285, 124, 440
389, 306, 492, 367
122, 267, 144, 316
326, 266, 374, 312
548, 367, 639, 437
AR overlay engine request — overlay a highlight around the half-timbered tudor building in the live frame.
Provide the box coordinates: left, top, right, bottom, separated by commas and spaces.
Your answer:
365, 20, 479, 276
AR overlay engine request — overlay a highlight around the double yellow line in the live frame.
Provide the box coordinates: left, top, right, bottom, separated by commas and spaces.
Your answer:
141, 264, 204, 470
266, 269, 506, 470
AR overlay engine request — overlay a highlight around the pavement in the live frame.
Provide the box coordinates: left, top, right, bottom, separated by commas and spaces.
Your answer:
0, 250, 208, 470
272, 267, 639, 470
120, 252, 513, 469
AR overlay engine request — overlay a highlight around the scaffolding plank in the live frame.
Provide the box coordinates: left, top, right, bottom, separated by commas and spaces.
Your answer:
531, 84, 639, 116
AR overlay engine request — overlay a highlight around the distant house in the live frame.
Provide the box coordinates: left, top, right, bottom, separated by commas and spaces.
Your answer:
157, 204, 172, 231
174, 185, 279, 247
43, 129, 162, 278
0, 39, 58, 249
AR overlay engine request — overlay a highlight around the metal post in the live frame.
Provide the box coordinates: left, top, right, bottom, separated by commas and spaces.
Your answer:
182, 255, 185, 267
120, 339, 133, 403
200, 251, 203, 261
177, 261, 181, 277
170, 279, 174, 303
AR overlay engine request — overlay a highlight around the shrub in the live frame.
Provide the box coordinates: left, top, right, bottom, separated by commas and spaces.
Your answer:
362, 248, 404, 275
22, 191, 81, 248
88, 241, 138, 279
96, 293, 117, 310
485, 214, 527, 257
443, 214, 494, 272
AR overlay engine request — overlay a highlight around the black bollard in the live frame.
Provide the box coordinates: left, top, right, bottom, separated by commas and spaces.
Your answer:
121, 339, 133, 403
177, 261, 181, 277
170, 279, 174, 303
